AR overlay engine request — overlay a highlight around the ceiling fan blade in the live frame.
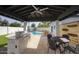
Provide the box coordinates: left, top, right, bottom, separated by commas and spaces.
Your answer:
32, 5, 38, 11
40, 8, 48, 11
37, 11, 43, 15
31, 11, 36, 14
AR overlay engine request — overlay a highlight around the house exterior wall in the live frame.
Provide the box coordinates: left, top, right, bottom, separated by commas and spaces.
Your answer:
60, 16, 79, 45
49, 20, 60, 36
60, 21, 79, 45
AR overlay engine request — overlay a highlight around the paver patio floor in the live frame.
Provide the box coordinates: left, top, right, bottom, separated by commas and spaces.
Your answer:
22, 35, 49, 54
27, 35, 41, 49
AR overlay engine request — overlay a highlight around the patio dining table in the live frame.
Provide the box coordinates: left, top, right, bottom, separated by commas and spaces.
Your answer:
59, 38, 69, 43
59, 38, 70, 47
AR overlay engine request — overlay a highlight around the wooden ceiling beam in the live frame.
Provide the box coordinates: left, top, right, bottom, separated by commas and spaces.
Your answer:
6, 5, 20, 10
48, 9, 63, 13
17, 9, 34, 15
0, 7, 25, 21
13, 6, 31, 13
47, 5, 67, 10
58, 6, 79, 20
49, 8, 65, 12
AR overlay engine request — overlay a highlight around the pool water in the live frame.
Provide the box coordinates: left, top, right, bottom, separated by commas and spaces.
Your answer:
32, 31, 42, 35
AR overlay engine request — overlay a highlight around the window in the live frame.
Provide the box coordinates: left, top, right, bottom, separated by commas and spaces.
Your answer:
51, 26, 53, 32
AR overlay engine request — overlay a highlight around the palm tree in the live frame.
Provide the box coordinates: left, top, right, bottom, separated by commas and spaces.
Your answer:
31, 23, 35, 28
31, 23, 36, 31
10, 22, 21, 27
38, 21, 50, 28
2, 19, 9, 26
0, 17, 3, 26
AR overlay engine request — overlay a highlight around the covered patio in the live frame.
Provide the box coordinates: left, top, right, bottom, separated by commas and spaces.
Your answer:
0, 5, 79, 54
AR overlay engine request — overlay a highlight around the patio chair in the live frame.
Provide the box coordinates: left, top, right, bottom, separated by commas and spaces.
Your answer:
47, 36, 56, 53
75, 44, 79, 54
47, 34, 62, 54
52, 36, 65, 54
61, 34, 70, 53
63, 45, 77, 54
61, 34, 78, 54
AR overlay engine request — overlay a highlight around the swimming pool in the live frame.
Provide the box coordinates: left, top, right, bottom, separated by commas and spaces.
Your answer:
32, 31, 42, 35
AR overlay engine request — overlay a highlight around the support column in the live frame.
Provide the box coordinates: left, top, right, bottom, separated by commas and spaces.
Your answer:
23, 21, 27, 33
55, 20, 60, 36
50, 20, 60, 36
6, 23, 9, 35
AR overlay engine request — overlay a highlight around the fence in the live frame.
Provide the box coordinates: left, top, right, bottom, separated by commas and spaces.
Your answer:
0, 26, 23, 35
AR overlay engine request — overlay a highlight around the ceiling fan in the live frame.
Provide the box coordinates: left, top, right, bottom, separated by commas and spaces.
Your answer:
31, 5, 48, 15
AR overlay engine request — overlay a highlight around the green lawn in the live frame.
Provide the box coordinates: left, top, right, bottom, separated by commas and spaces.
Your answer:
0, 35, 7, 47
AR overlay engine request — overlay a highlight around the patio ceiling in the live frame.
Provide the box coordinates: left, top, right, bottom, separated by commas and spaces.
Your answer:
0, 5, 79, 21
